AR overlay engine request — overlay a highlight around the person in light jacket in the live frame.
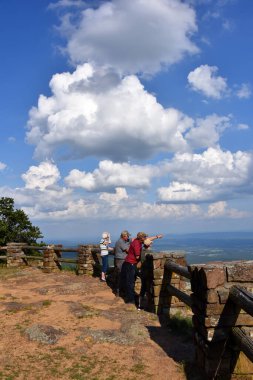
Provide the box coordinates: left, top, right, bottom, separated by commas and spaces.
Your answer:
100, 232, 113, 282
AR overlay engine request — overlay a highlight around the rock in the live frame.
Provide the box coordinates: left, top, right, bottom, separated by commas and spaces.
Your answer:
25, 324, 66, 344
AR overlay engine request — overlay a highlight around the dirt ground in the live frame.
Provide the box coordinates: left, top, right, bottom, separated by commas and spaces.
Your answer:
0, 267, 200, 380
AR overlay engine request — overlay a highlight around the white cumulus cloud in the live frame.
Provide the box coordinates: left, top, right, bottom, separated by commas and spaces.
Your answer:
22, 161, 61, 190
65, 160, 160, 191
0, 162, 7, 171
158, 181, 211, 202
26, 64, 194, 161
236, 83, 251, 99
58, 0, 199, 75
185, 114, 231, 148
99, 187, 128, 203
207, 201, 249, 218
187, 64, 228, 99
237, 123, 249, 131
157, 147, 253, 202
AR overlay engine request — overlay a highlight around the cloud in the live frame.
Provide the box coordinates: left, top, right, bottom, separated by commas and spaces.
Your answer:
187, 64, 228, 99
65, 160, 161, 191
237, 123, 249, 131
8, 136, 16, 143
0, 153, 250, 224
157, 147, 253, 202
22, 161, 61, 190
26, 64, 194, 161
48, 0, 86, 10
236, 83, 251, 99
57, 0, 198, 75
0, 162, 7, 171
99, 187, 128, 203
24, 195, 203, 221
185, 114, 231, 148
207, 201, 249, 218
158, 181, 211, 202
222, 19, 233, 31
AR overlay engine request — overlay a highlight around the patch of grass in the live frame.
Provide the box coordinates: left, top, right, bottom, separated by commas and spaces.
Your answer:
65, 362, 96, 379
79, 304, 100, 318
0, 258, 7, 268
42, 299, 52, 307
15, 323, 24, 331
0, 267, 20, 279
131, 363, 146, 374
0, 366, 20, 380
167, 312, 193, 338
61, 264, 77, 273
50, 346, 72, 359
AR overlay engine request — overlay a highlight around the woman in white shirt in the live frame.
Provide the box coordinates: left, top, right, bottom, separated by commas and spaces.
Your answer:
100, 232, 113, 282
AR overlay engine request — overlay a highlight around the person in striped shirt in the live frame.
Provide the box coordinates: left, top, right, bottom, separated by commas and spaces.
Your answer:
100, 232, 113, 282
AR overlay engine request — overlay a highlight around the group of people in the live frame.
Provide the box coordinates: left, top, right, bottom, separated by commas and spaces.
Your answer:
99, 230, 163, 307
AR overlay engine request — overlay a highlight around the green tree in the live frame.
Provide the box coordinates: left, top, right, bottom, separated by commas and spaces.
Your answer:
0, 197, 43, 245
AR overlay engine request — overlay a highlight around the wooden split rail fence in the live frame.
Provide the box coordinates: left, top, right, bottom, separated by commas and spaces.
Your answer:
0, 243, 102, 275
165, 259, 253, 379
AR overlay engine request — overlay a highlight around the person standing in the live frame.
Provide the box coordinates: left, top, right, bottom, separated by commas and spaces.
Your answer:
122, 232, 163, 305
100, 232, 113, 282
114, 230, 131, 295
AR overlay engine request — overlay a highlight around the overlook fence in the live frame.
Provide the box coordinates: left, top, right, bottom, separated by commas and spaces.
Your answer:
0, 242, 253, 379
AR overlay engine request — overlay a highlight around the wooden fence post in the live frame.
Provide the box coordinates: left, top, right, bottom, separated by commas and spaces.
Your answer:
141, 251, 190, 315
189, 261, 253, 379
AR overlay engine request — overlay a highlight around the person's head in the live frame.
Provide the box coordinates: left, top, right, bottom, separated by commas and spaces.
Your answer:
144, 238, 152, 247
102, 232, 109, 240
137, 231, 148, 243
120, 230, 130, 241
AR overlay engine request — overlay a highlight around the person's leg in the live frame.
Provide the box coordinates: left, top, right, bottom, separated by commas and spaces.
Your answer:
101, 255, 108, 281
137, 270, 147, 309
114, 259, 120, 293
125, 263, 136, 303
115, 259, 125, 295
140, 270, 147, 297
120, 261, 127, 294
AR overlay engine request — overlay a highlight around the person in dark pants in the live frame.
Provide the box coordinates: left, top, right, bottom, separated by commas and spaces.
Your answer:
121, 232, 163, 305
114, 230, 131, 296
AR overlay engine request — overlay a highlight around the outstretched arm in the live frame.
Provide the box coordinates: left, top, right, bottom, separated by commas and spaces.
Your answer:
148, 234, 163, 242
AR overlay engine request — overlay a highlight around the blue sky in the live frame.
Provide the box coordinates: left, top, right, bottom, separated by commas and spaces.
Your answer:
0, 0, 253, 240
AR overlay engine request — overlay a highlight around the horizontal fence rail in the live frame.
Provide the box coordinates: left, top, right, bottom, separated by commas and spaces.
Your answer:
165, 259, 253, 365
229, 285, 253, 316
232, 327, 253, 363
165, 259, 192, 307
167, 284, 192, 307
229, 285, 253, 363
165, 259, 191, 279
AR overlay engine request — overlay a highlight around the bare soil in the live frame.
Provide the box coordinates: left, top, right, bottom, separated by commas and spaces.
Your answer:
0, 267, 199, 380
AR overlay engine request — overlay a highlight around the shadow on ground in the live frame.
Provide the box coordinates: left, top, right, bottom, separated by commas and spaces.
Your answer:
147, 314, 206, 380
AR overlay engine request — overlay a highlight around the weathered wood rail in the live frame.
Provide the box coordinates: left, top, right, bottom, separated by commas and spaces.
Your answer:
230, 286, 253, 364
165, 259, 253, 379
165, 259, 192, 307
